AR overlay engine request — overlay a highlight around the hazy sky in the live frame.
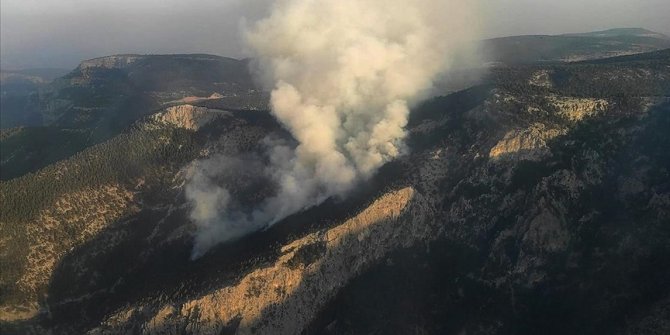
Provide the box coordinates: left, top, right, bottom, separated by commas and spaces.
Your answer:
2, 0, 669, 70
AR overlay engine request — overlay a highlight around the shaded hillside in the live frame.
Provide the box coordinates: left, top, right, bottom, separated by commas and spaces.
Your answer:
1, 49, 669, 334
0, 68, 71, 129
0, 127, 92, 180
1, 76, 44, 129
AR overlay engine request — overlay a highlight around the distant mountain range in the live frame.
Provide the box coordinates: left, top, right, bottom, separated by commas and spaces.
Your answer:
0, 68, 71, 83
482, 27, 670, 64
562, 27, 668, 39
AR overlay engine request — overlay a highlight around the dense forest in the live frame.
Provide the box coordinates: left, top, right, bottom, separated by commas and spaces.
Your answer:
0, 121, 200, 306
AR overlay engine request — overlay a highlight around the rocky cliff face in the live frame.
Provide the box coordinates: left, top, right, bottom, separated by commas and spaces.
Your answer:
489, 123, 566, 160
151, 105, 230, 131
78, 55, 143, 70
90, 187, 425, 335
304, 54, 670, 334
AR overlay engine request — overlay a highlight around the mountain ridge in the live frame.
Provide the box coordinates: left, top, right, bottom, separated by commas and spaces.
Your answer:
562, 27, 669, 39
2, 47, 669, 334
482, 27, 670, 64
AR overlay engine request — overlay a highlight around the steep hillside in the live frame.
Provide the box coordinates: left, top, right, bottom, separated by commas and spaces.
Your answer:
0, 127, 92, 180
0, 104, 278, 322
1, 49, 668, 334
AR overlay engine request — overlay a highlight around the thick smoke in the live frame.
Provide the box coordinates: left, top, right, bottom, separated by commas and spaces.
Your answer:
188, 0, 480, 258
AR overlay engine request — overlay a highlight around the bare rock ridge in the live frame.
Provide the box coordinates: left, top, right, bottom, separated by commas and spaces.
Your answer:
488, 95, 609, 160
77, 54, 229, 70
78, 55, 144, 70
489, 123, 566, 161
151, 105, 231, 131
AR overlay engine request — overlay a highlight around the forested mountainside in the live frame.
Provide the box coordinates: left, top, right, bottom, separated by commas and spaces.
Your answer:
1, 47, 669, 334
0, 54, 265, 180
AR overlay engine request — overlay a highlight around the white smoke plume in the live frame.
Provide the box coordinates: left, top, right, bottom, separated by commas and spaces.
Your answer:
188, 0, 480, 258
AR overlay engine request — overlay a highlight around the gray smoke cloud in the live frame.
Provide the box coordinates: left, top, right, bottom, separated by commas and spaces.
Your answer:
188, 0, 481, 258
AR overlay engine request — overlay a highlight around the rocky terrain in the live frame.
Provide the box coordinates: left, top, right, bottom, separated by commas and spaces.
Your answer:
1, 38, 669, 334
